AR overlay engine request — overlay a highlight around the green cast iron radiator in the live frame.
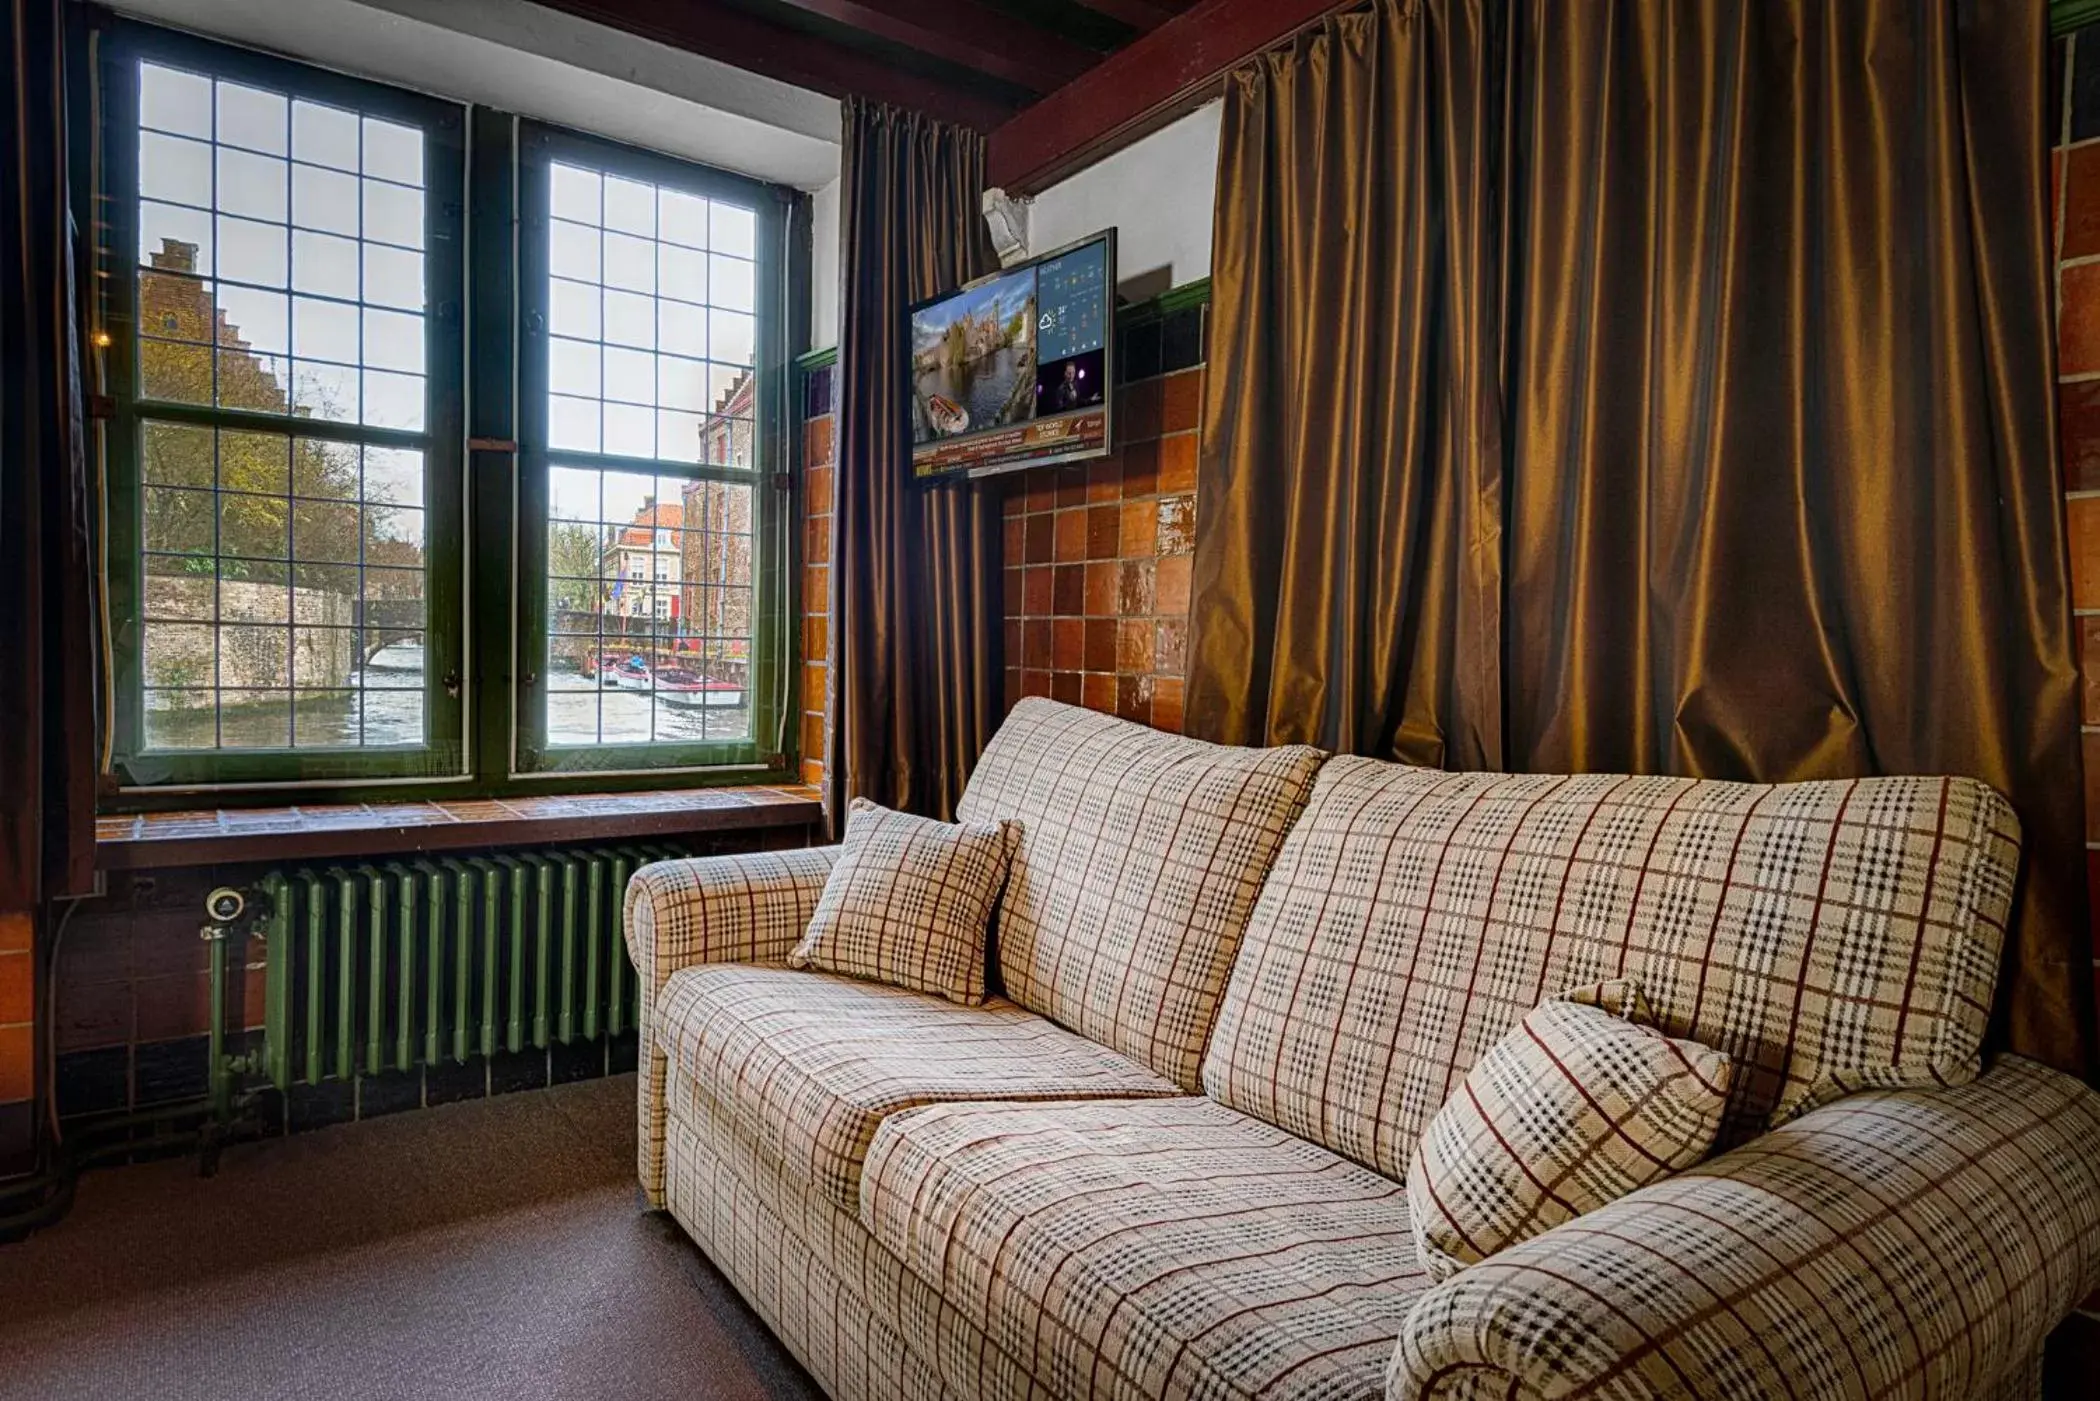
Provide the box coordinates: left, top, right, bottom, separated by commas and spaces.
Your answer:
220, 844, 681, 1111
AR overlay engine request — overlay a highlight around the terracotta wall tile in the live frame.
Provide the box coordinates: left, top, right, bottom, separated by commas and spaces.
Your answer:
0, 1025, 30, 1102
1053, 564, 1085, 615
2087, 729, 2100, 843
1054, 507, 1089, 561
1157, 435, 1198, 494
1157, 495, 1195, 555
1152, 676, 1186, 733
1156, 554, 1192, 615
2070, 495, 2100, 610
1120, 500, 1157, 557
2065, 143, 2100, 260
1160, 370, 1202, 435
2061, 262, 2100, 377
2082, 617, 2100, 725
0, 952, 29, 1025
0, 911, 28, 954
2064, 380, 2100, 493
1084, 561, 1118, 616
1086, 504, 1121, 559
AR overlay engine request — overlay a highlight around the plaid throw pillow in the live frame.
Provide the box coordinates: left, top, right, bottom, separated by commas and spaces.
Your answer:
787, 799, 1013, 1006
1406, 980, 1732, 1280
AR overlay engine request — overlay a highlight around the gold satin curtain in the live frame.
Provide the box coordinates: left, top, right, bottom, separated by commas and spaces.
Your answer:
828, 98, 1003, 821
1187, 0, 2091, 1074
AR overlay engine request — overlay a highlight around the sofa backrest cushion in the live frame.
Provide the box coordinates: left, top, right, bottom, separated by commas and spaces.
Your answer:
1202, 757, 2019, 1178
957, 698, 1325, 1089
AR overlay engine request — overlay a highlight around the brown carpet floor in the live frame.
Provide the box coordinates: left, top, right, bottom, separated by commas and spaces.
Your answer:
0, 1076, 822, 1401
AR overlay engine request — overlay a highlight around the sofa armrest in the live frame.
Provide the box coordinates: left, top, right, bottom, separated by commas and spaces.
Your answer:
1389, 1056, 2100, 1401
626, 846, 839, 1204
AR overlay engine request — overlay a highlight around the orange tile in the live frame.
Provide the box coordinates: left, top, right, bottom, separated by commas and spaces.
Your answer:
1086, 459, 1122, 502
1022, 669, 1052, 699
1053, 617, 1086, 671
2088, 730, 2100, 842
1118, 559, 1156, 615
804, 615, 828, 659
1120, 379, 1163, 442
1156, 495, 1195, 555
1116, 673, 1153, 725
2064, 380, 2100, 493
805, 464, 834, 514
800, 757, 825, 788
804, 563, 829, 615
0, 911, 28, 954
1024, 618, 1054, 668
802, 713, 826, 767
0, 952, 29, 1025
1117, 618, 1154, 672
1082, 671, 1117, 713
1086, 504, 1121, 560
2070, 495, 2100, 610
2056, 148, 2066, 249
801, 662, 827, 714
2083, 617, 2100, 725
1120, 500, 1157, 558
1156, 553, 1193, 616
1155, 617, 1188, 674
1024, 565, 1055, 615
804, 415, 834, 468
2061, 262, 2100, 377
1055, 466, 1089, 508
1160, 369, 1203, 435
1053, 563, 1085, 615
1003, 514, 1025, 560
1152, 675, 1186, 733
1120, 438, 1160, 498
1084, 618, 1117, 672
1004, 618, 1022, 662
1002, 566, 1024, 616
0, 1024, 31, 1102
1023, 473, 1057, 514
1157, 434, 1198, 495
1083, 561, 1119, 616
1054, 507, 1090, 561
1025, 512, 1054, 563
2067, 144, 2100, 260
804, 514, 830, 565
1050, 671, 1082, 705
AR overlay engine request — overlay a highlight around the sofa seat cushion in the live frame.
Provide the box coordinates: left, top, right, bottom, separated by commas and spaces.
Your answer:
655, 964, 1181, 1213
860, 1097, 1431, 1401
1204, 758, 2019, 1179
957, 697, 1325, 1090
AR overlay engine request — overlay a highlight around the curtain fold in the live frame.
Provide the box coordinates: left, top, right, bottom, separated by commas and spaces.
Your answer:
827, 98, 1001, 822
1186, 0, 1505, 768
1, 0, 98, 910
1188, 0, 2091, 1074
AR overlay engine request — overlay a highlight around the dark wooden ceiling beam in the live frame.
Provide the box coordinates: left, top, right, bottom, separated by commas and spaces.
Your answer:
987, 0, 1344, 191
534, 0, 1018, 130
762, 0, 1100, 92
1074, 0, 1183, 30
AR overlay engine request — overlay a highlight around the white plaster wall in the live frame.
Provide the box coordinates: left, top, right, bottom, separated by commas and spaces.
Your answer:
1025, 100, 1222, 300
810, 177, 842, 352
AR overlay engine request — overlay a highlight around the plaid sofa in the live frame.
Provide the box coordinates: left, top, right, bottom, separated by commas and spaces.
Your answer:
627, 699, 2100, 1401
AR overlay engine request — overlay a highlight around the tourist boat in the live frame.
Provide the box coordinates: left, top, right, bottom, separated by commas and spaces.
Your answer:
928, 393, 969, 435
654, 667, 745, 709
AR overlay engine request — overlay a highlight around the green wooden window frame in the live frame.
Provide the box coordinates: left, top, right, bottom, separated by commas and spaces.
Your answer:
96, 21, 469, 790
511, 123, 794, 778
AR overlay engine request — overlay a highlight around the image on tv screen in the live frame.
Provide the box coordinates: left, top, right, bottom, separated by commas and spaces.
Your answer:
910, 265, 1037, 447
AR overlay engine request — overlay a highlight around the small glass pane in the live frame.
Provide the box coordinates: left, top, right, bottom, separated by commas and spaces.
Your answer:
362, 179, 422, 248
292, 229, 359, 299
361, 370, 425, 430
142, 487, 216, 555
221, 626, 291, 688
660, 245, 705, 303
144, 623, 217, 689
362, 244, 423, 310
603, 232, 654, 293
215, 148, 287, 223
549, 396, 601, 452
362, 308, 424, 374
290, 360, 359, 422
220, 491, 289, 560
290, 629, 354, 687
219, 690, 292, 748
549, 220, 600, 283
142, 571, 214, 619
295, 562, 361, 602
362, 117, 423, 186
293, 296, 359, 363
603, 347, 654, 405
216, 216, 288, 289
550, 164, 601, 223
709, 254, 754, 312
140, 64, 211, 140
144, 692, 219, 749
291, 498, 361, 563
140, 202, 214, 274
549, 338, 601, 398
292, 163, 358, 236
139, 339, 213, 405
658, 300, 705, 358
366, 504, 423, 553
604, 290, 654, 349
293, 438, 361, 499
362, 689, 423, 746
293, 692, 357, 744
216, 286, 289, 353
658, 189, 707, 248
363, 568, 424, 629
709, 310, 755, 367
655, 355, 706, 413
604, 402, 654, 458
139, 131, 212, 208
362, 447, 424, 505
220, 574, 290, 624
549, 279, 600, 340
711, 204, 756, 258
218, 429, 290, 495
216, 81, 288, 157
138, 271, 213, 343
217, 350, 291, 412
291, 100, 360, 171
143, 420, 215, 487
604, 176, 655, 237
656, 411, 702, 465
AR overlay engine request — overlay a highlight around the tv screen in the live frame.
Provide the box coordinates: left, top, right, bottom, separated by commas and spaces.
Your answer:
909, 230, 1115, 481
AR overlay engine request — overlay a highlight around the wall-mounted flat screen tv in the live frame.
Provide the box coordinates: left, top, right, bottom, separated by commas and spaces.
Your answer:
908, 230, 1115, 482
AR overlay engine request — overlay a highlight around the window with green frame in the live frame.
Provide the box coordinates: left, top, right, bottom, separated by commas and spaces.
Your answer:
99, 23, 466, 789
94, 21, 800, 796
513, 124, 791, 777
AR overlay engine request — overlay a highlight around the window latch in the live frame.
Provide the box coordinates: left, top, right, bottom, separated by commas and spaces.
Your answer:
442, 670, 461, 699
